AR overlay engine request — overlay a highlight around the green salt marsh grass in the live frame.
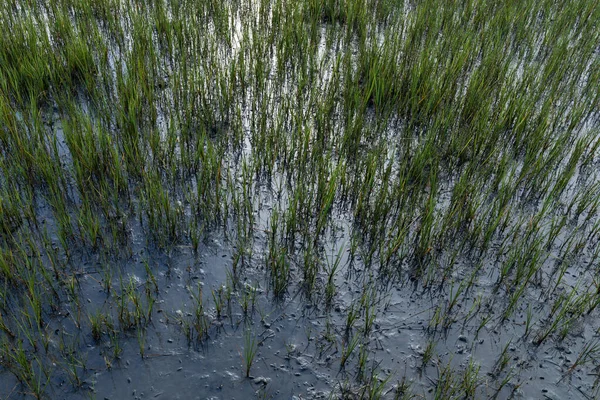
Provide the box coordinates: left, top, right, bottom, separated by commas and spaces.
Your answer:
0, 0, 600, 398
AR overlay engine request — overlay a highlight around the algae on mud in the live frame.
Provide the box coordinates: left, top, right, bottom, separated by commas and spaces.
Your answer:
1, 0, 600, 399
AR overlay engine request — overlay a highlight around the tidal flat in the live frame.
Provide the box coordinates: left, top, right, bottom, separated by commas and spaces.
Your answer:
1, 0, 600, 399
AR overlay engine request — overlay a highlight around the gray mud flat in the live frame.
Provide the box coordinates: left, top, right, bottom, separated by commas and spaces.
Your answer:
1, 0, 600, 399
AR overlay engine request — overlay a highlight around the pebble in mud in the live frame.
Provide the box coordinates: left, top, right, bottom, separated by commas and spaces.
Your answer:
296, 356, 310, 370
253, 377, 271, 385
542, 389, 560, 400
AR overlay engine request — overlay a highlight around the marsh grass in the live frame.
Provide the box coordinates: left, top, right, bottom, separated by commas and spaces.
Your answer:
1, 0, 600, 397
242, 328, 258, 378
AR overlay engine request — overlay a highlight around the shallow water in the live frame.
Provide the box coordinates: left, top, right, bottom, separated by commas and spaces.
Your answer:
2, 1, 600, 399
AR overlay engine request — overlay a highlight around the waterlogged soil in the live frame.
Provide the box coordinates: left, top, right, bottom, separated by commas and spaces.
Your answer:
3, 2, 600, 400
2, 106, 600, 400
2, 168, 599, 400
